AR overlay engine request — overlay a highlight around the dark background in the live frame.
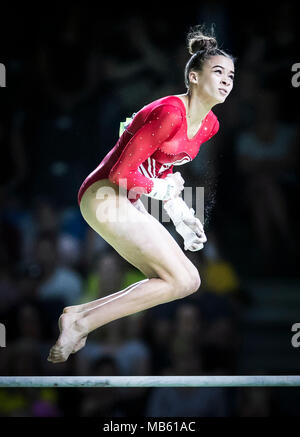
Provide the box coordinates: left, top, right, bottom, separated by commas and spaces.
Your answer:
0, 2, 299, 417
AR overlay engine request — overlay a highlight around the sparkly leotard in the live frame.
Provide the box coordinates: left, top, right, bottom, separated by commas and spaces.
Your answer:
77, 95, 219, 205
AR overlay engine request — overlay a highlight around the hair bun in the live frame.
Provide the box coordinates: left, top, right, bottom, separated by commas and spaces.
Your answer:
187, 25, 218, 55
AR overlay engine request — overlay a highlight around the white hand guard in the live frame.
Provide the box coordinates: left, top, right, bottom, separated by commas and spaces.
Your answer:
163, 197, 207, 251
144, 177, 177, 201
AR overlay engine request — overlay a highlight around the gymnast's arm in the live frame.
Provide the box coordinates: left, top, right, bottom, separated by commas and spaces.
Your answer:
109, 104, 183, 201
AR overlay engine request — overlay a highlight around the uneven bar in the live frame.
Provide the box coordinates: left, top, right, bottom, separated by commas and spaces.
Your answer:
1, 376, 300, 388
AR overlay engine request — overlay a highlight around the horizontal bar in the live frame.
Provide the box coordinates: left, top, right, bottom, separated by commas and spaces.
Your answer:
1, 376, 300, 388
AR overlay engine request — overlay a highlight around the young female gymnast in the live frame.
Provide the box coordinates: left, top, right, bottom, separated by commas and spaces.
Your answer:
48, 25, 235, 363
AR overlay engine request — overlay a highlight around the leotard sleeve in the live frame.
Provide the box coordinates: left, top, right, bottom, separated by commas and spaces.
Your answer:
109, 104, 182, 200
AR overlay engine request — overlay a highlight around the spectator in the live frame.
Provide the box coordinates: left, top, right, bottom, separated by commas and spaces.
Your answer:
114, 312, 151, 376
77, 249, 124, 309
235, 90, 298, 258
79, 355, 123, 417
144, 307, 175, 375
145, 335, 229, 417
237, 387, 272, 417
32, 231, 83, 307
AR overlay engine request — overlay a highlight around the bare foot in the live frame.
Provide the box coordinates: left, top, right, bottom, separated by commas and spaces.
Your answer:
63, 307, 89, 353
47, 313, 88, 363
71, 336, 87, 354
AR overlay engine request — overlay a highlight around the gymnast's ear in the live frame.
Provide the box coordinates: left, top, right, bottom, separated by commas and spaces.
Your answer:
189, 71, 199, 85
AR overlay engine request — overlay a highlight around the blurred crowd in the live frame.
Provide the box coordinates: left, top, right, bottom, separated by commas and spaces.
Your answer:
0, 2, 299, 417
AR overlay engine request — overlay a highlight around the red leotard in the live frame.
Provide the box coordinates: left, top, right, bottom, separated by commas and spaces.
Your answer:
77, 95, 219, 205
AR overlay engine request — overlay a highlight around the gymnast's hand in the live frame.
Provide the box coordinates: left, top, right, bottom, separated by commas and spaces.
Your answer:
162, 195, 207, 252
164, 172, 185, 198
182, 215, 207, 244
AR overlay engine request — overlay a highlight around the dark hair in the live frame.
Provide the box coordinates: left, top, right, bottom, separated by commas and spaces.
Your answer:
184, 24, 236, 89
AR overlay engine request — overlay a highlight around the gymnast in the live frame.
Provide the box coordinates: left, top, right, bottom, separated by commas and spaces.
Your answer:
47, 25, 235, 363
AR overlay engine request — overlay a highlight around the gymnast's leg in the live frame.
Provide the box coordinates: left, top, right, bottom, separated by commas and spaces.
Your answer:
64, 198, 150, 316
47, 179, 200, 363
62, 203, 150, 353
65, 279, 150, 354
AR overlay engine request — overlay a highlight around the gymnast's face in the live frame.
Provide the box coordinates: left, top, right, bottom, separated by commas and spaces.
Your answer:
190, 55, 235, 105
